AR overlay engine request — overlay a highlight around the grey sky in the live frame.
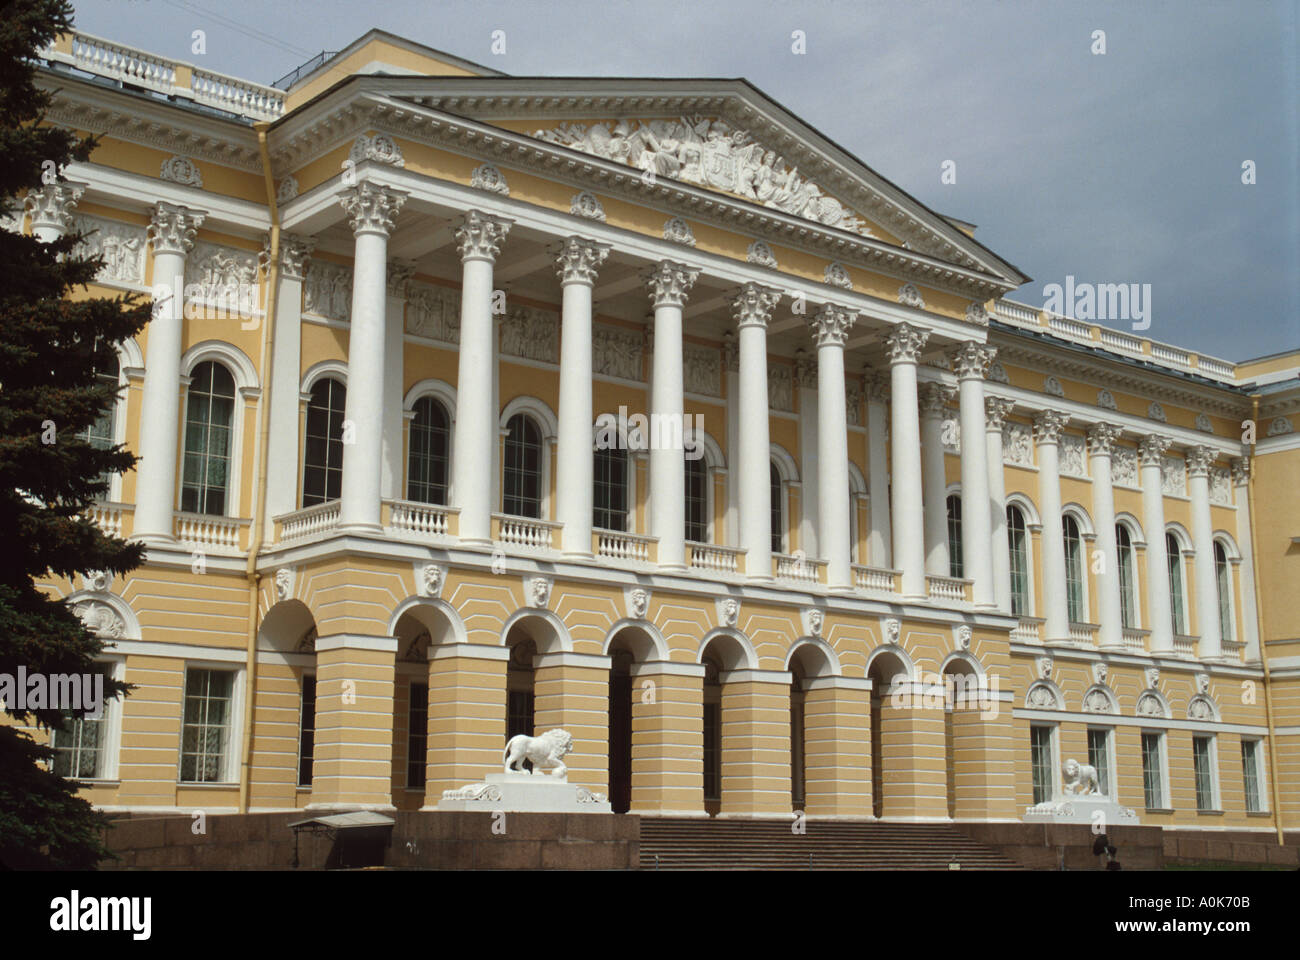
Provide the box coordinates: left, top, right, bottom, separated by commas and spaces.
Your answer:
70, 0, 1298, 363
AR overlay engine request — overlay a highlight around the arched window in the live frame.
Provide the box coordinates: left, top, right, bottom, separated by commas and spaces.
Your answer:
1166, 532, 1187, 635
1063, 515, 1085, 623
302, 377, 346, 507
770, 461, 785, 554
181, 361, 236, 515
685, 454, 708, 542
1116, 524, 1137, 628
593, 445, 629, 530
1007, 504, 1030, 616
946, 494, 963, 579
503, 414, 543, 518
408, 396, 450, 504
1214, 541, 1233, 644
80, 353, 121, 497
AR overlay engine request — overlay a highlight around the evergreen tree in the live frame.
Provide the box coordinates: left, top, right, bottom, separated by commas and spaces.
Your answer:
0, 0, 150, 869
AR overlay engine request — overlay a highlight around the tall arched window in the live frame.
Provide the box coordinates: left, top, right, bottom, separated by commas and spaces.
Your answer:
181, 361, 236, 515
1214, 541, 1233, 644
1063, 515, 1085, 623
945, 494, 963, 579
302, 377, 346, 507
685, 454, 708, 542
1007, 504, 1030, 616
1116, 524, 1137, 628
770, 461, 785, 554
593, 445, 628, 530
503, 414, 543, 518
80, 353, 121, 497
1166, 532, 1187, 635
408, 396, 450, 504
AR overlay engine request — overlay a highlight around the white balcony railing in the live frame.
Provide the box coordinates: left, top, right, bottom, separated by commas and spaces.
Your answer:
926, 575, 969, 603
1172, 635, 1197, 658
387, 499, 456, 539
87, 501, 128, 538
174, 511, 247, 553
774, 553, 826, 584
1068, 622, 1098, 645
1048, 314, 1093, 343
689, 541, 744, 574
42, 31, 286, 121
995, 299, 1040, 328
1010, 618, 1044, 644
596, 528, 656, 564
852, 564, 897, 593
1220, 638, 1247, 660
495, 514, 560, 551
1121, 628, 1149, 654
275, 501, 340, 543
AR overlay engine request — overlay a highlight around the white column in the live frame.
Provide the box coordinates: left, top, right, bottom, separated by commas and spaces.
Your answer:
1232, 458, 1260, 661
646, 261, 697, 570
950, 343, 996, 607
723, 332, 741, 548
1088, 423, 1125, 650
919, 381, 950, 578
885, 323, 930, 598
1187, 445, 1223, 660
864, 368, 892, 568
451, 210, 512, 545
984, 397, 1016, 613
264, 234, 315, 535
1139, 435, 1174, 653
811, 304, 857, 592
23, 181, 85, 243
1034, 411, 1070, 641
135, 202, 206, 542
795, 349, 819, 560
337, 183, 407, 533
734, 284, 781, 583
381, 260, 415, 502
555, 236, 610, 557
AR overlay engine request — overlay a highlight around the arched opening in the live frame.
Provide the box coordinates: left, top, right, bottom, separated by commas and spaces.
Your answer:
785, 641, 836, 814
504, 628, 538, 767
701, 652, 722, 817
603, 623, 663, 814
503, 413, 544, 518
303, 377, 346, 507
388, 602, 459, 810
867, 649, 909, 819
942, 656, 979, 819
181, 360, 236, 515
408, 395, 451, 504
257, 599, 317, 801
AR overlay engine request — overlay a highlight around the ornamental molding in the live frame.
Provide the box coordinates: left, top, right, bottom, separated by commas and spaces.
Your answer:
803, 608, 825, 638
1096, 389, 1117, 410
555, 235, 611, 285
502, 305, 559, 364
418, 562, 446, 599
348, 132, 405, 167
1147, 401, 1167, 423
147, 202, 204, 256
185, 241, 260, 313
984, 395, 1016, 431
1186, 445, 1215, 478
470, 162, 509, 196
1137, 434, 1172, 465
645, 260, 699, 307
717, 597, 741, 628
304, 260, 355, 322
593, 324, 643, 381
1160, 455, 1185, 497
747, 240, 778, 268
824, 261, 852, 289
455, 209, 512, 262
768, 365, 794, 411
525, 575, 553, 609
1230, 456, 1249, 487
1026, 680, 1064, 711
684, 343, 721, 396
662, 216, 696, 246
1267, 416, 1293, 436
949, 342, 995, 380
1136, 690, 1170, 719
72, 600, 125, 639
1209, 466, 1231, 505
274, 567, 295, 601
1086, 422, 1122, 457
1059, 434, 1087, 478
276, 176, 299, 203
70, 214, 146, 285
731, 282, 781, 329
1033, 410, 1068, 445
160, 155, 203, 187
1194, 412, 1213, 433
1002, 422, 1033, 466
965, 301, 990, 326
626, 587, 651, 621
810, 303, 856, 348
987, 361, 1010, 384
1111, 446, 1139, 488
897, 282, 925, 308
340, 180, 407, 236
1044, 375, 1064, 398
24, 180, 85, 232
884, 321, 929, 364
570, 191, 605, 221
276, 233, 316, 282
1081, 684, 1118, 714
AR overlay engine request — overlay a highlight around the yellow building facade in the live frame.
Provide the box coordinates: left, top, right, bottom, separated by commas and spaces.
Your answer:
13, 28, 1300, 840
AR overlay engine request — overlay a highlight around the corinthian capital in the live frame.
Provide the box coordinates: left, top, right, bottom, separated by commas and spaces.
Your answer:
340, 181, 407, 237
810, 303, 857, 348
276, 233, 316, 281
1186, 444, 1216, 478
919, 381, 952, 418
555, 235, 610, 285
948, 341, 996, 380
645, 260, 698, 308
984, 395, 1016, 431
731, 282, 781, 329
1087, 422, 1123, 457
147, 202, 205, 256
24, 180, 86, 234
1137, 434, 1172, 465
1033, 409, 1068, 445
884, 321, 930, 364
455, 209, 512, 263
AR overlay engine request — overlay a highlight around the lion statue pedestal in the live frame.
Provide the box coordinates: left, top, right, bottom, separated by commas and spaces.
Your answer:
1023, 757, 1139, 825
437, 729, 612, 813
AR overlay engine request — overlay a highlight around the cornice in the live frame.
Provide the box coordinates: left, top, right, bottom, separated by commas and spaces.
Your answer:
269, 90, 1015, 301
991, 333, 1251, 419
38, 69, 263, 173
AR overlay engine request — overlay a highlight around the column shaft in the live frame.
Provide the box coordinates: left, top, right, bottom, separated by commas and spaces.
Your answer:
813, 304, 856, 590
1035, 412, 1069, 640
647, 261, 696, 570
734, 285, 779, 581
265, 236, 312, 534
1090, 424, 1124, 648
985, 397, 1015, 613
865, 374, 893, 568
952, 343, 995, 606
920, 383, 950, 578
1188, 446, 1222, 658
1140, 436, 1174, 653
885, 324, 930, 598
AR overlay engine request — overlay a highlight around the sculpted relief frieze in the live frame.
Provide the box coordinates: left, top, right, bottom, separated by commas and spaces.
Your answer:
406, 281, 461, 343
70, 215, 146, 286
501, 306, 558, 364
593, 325, 643, 381
304, 260, 353, 322
532, 116, 876, 238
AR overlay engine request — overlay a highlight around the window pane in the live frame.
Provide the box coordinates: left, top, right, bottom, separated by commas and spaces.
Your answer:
684, 455, 707, 542
503, 415, 543, 518
1142, 733, 1163, 808
770, 462, 783, 555
593, 446, 629, 531
1241, 741, 1260, 812
1087, 729, 1111, 796
1008, 506, 1029, 616
303, 379, 346, 507
407, 682, 428, 788
298, 675, 316, 787
1063, 516, 1084, 622
1030, 725, 1053, 804
180, 669, 234, 783
946, 495, 963, 579
1193, 736, 1215, 810
1167, 533, 1186, 635
180, 362, 236, 517
1215, 543, 1233, 644
1116, 525, 1136, 628
408, 397, 450, 505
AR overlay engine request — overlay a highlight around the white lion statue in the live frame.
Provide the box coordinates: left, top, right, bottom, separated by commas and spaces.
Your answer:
1062, 758, 1102, 796
503, 729, 574, 777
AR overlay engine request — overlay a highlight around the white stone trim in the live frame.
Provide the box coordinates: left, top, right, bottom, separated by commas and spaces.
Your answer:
313, 633, 399, 653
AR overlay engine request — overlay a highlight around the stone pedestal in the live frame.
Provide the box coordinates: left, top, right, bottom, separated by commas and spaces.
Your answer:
438, 771, 611, 813
1024, 794, 1139, 826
